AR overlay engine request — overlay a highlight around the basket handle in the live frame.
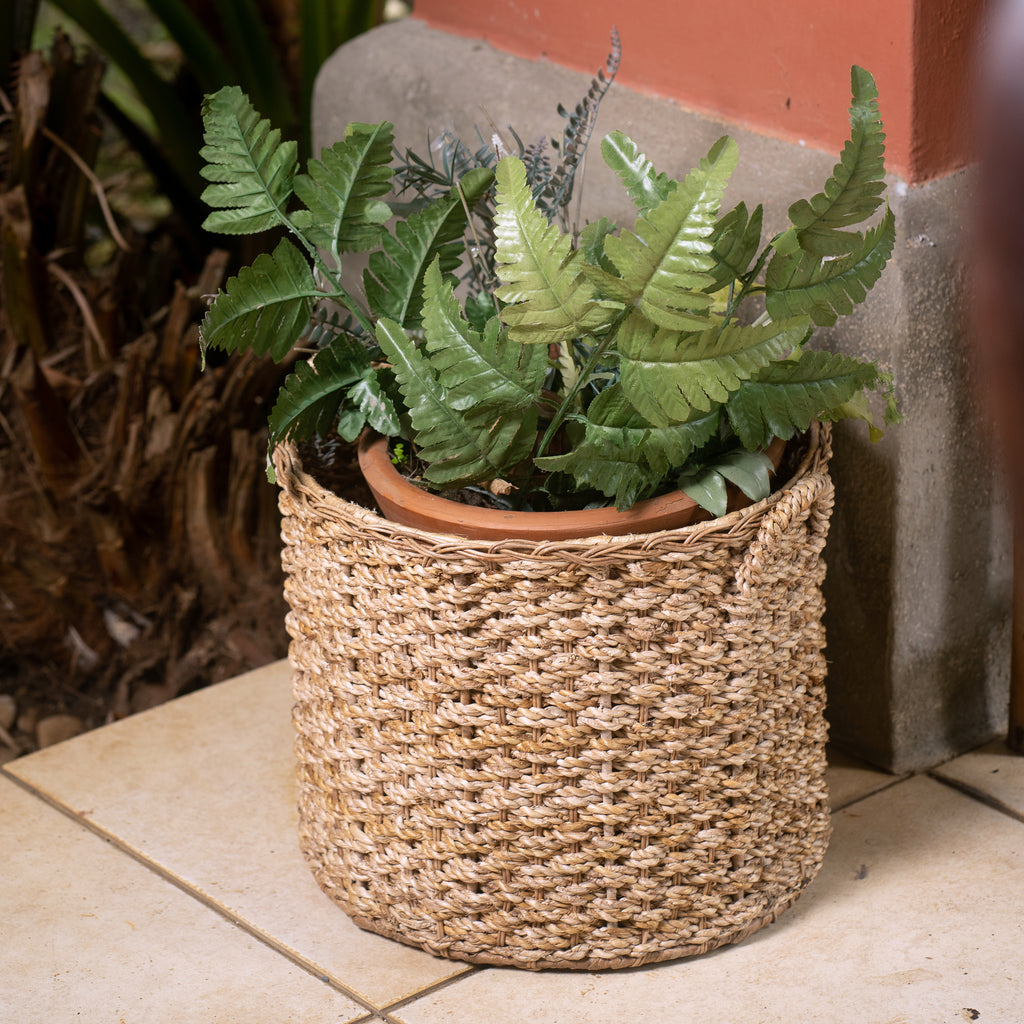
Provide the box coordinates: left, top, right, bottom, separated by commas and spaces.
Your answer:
735, 469, 833, 593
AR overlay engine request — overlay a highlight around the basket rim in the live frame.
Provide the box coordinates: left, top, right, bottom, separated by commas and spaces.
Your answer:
275, 421, 830, 558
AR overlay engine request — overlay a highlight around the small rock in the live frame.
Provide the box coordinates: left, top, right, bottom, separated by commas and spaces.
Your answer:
0, 694, 16, 732
36, 714, 85, 749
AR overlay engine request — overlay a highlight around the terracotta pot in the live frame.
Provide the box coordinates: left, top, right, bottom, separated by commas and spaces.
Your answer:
357, 432, 788, 541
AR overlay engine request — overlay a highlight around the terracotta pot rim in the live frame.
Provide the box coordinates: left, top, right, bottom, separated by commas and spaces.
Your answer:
356, 431, 792, 542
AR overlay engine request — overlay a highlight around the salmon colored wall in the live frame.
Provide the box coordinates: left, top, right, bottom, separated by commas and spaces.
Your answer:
413, 0, 987, 183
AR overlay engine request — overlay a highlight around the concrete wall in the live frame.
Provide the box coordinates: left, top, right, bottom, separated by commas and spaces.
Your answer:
312, 18, 1013, 772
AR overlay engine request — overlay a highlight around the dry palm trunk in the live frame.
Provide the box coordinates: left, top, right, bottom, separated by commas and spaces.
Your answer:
1, 35, 294, 745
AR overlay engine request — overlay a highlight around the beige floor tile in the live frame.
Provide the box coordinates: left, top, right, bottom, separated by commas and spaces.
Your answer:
825, 746, 899, 809
933, 739, 1024, 819
0, 775, 366, 1024
391, 775, 1024, 1024
5, 660, 470, 1009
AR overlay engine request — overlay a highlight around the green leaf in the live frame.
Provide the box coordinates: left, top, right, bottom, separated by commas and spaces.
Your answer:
618, 312, 812, 426
536, 384, 720, 510
765, 207, 895, 326
706, 202, 763, 291
364, 167, 494, 330
678, 467, 729, 518
676, 449, 773, 517
199, 86, 297, 235
200, 238, 318, 361
291, 122, 395, 254
772, 66, 887, 259
268, 337, 374, 445
725, 348, 884, 450
600, 130, 675, 213
420, 261, 547, 413
494, 155, 617, 345
47, 0, 202, 190
602, 136, 739, 331
374, 318, 536, 488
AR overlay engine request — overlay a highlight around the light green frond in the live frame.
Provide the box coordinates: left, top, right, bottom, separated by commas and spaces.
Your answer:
772, 66, 887, 259
421, 262, 547, 412
765, 207, 895, 326
601, 131, 675, 213
602, 135, 739, 331
364, 167, 494, 330
494, 156, 617, 346
290, 121, 395, 254
726, 348, 885, 449
199, 86, 297, 235
199, 238, 318, 361
618, 312, 811, 426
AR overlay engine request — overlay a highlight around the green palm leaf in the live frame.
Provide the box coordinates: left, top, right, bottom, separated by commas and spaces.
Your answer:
494, 156, 617, 346
602, 135, 739, 331
364, 167, 494, 330
726, 348, 884, 449
420, 261, 547, 412
199, 86, 297, 235
375, 318, 536, 488
618, 312, 812, 426
601, 130, 675, 213
765, 207, 895, 326
773, 66, 887, 259
291, 122, 395, 255
200, 238, 318, 361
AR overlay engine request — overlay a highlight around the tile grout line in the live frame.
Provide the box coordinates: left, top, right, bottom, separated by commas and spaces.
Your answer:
375, 964, 484, 1021
0, 765, 385, 1018
927, 769, 1024, 825
829, 774, 910, 812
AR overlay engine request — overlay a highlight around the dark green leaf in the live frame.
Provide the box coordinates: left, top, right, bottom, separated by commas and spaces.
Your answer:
199, 86, 297, 235
200, 238, 317, 360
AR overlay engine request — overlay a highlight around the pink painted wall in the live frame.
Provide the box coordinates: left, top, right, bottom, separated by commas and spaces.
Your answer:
413, 0, 987, 183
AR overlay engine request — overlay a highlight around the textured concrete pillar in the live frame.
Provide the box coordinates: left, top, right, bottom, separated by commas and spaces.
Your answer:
312, 19, 1013, 772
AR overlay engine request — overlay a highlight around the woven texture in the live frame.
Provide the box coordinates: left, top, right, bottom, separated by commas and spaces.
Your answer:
277, 424, 835, 970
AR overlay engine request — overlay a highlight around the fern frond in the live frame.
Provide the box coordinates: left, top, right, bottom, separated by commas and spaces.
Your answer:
603, 136, 739, 331
421, 261, 547, 412
199, 86, 297, 235
726, 348, 884, 449
200, 238, 319, 361
706, 202, 763, 291
375, 318, 536, 487
268, 337, 382, 446
364, 167, 494, 330
290, 122, 395, 254
494, 156, 618, 345
537, 384, 720, 509
773, 66, 887, 259
618, 312, 811, 426
601, 130, 675, 213
765, 207, 895, 326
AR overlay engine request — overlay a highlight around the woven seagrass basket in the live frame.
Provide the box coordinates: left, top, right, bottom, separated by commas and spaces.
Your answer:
276, 422, 835, 970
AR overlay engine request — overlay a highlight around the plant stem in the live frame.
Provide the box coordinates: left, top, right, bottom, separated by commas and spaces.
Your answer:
535, 327, 618, 460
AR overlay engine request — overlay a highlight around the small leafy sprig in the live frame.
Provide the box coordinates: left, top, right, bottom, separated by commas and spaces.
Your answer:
198, 65, 900, 515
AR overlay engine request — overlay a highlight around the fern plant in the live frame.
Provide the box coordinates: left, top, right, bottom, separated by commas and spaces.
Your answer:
198, 65, 900, 518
